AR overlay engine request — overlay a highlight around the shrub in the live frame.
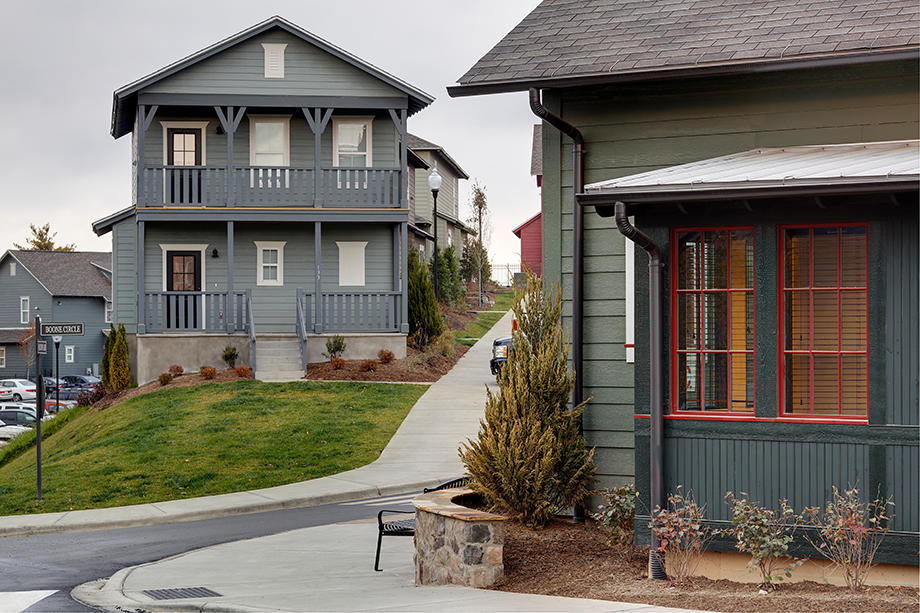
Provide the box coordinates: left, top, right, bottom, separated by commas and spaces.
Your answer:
359, 359, 378, 372
221, 345, 239, 368
168, 364, 184, 377
651, 488, 711, 583
723, 492, 803, 591
408, 248, 442, 347
435, 331, 455, 357
330, 357, 346, 370
101, 323, 115, 388
158, 372, 173, 386
802, 486, 894, 591
593, 483, 638, 547
429, 245, 464, 306
76, 383, 107, 407
323, 335, 347, 360
109, 323, 131, 392
460, 272, 595, 528
200, 366, 217, 380
234, 365, 252, 379
377, 349, 395, 364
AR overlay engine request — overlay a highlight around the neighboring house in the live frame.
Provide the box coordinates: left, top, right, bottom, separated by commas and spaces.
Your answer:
92, 16, 434, 384
511, 213, 541, 278
451, 0, 919, 572
0, 250, 112, 379
407, 134, 476, 256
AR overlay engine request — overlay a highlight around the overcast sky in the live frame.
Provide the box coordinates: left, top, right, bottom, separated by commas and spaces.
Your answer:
0, 0, 541, 276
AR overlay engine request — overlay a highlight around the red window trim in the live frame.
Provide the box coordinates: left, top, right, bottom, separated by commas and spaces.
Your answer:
634, 413, 868, 425
777, 222, 869, 420
670, 226, 756, 417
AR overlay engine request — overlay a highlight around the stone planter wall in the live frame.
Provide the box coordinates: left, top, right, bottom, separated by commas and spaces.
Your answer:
413, 488, 506, 588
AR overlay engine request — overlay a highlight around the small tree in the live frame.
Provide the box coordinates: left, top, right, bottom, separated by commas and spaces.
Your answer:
14, 223, 75, 251
322, 335, 347, 360
101, 323, 116, 387
408, 248, 442, 347
109, 323, 131, 392
18, 322, 37, 380
460, 272, 595, 527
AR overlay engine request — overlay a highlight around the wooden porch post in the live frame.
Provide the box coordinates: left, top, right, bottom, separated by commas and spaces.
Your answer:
226, 221, 234, 332
136, 104, 157, 205
314, 221, 323, 333
137, 221, 146, 334
215, 106, 246, 206
303, 107, 333, 208
388, 109, 408, 208
400, 221, 408, 334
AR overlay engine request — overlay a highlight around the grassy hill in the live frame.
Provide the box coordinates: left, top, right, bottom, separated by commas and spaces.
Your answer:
0, 380, 427, 516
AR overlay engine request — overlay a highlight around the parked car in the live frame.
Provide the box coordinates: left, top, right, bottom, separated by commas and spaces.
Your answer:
42, 377, 65, 395
60, 375, 101, 391
24, 399, 76, 416
0, 422, 29, 441
0, 379, 37, 401
490, 336, 512, 375
0, 405, 39, 427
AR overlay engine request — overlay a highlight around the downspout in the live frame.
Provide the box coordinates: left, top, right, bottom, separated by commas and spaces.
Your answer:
613, 202, 666, 580
529, 88, 586, 524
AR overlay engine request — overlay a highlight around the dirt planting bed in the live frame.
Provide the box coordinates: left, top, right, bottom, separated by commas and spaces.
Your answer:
305, 345, 469, 383
493, 519, 917, 613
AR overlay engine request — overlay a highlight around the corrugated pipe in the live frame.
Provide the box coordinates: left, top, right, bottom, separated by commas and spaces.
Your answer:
529, 88, 586, 524
614, 202, 667, 581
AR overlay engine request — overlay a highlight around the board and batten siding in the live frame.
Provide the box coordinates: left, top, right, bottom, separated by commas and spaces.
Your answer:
112, 219, 138, 332
142, 29, 404, 99
540, 59, 920, 494
885, 217, 919, 426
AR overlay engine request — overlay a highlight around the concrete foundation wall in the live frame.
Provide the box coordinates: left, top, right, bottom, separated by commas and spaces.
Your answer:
136, 334, 251, 384
306, 333, 405, 363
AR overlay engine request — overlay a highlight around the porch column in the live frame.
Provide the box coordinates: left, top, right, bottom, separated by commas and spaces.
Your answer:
400, 221, 409, 334
214, 106, 246, 206
303, 108, 333, 208
136, 104, 158, 205
137, 221, 146, 334
314, 221, 323, 333
388, 109, 408, 207
226, 221, 234, 333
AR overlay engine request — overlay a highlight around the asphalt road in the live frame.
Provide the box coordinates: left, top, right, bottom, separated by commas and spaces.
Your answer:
0, 492, 417, 612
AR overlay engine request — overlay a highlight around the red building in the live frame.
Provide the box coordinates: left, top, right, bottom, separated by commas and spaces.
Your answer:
512, 212, 542, 277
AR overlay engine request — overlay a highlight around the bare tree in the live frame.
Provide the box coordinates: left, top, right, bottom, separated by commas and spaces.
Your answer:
18, 322, 36, 380
468, 182, 489, 306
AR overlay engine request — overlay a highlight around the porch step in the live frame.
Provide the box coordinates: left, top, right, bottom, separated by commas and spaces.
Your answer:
255, 338, 303, 378
258, 371, 307, 382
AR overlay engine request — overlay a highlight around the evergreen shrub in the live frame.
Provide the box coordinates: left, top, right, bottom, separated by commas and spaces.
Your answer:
109, 324, 131, 392
101, 323, 115, 387
323, 335, 347, 359
408, 248, 442, 347
221, 345, 239, 368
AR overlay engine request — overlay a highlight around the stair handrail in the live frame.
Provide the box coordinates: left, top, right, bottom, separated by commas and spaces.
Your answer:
296, 288, 308, 371
246, 289, 256, 377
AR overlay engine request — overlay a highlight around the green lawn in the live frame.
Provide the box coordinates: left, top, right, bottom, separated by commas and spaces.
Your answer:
456, 290, 516, 346
0, 380, 427, 516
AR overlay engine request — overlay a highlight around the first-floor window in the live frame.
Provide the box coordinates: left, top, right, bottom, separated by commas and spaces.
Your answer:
19, 296, 29, 324
255, 241, 285, 286
673, 228, 755, 413
780, 224, 867, 418
0, 347, 5, 368
65, 346, 75, 363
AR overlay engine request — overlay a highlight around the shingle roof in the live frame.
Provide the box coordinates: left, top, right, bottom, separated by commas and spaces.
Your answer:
6, 251, 112, 300
407, 134, 470, 179
451, 0, 919, 94
530, 125, 542, 177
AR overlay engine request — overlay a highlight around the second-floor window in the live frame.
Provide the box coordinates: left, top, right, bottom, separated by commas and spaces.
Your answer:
333, 118, 372, 168
105, 300, 113, 323
65, 346, 74, 363
250, 118, 290, 189
19, 296, 29, 324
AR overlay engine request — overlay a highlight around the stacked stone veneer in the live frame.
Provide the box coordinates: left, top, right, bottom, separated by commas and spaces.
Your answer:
413, 488, 506, 587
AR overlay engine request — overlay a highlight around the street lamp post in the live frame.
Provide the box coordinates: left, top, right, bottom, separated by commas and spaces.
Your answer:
428, 168, 442, 300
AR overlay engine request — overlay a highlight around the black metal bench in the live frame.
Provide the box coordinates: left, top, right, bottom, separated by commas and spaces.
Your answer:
374, 477, 469, 571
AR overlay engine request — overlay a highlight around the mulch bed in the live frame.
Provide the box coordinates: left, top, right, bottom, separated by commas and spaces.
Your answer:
305, 344, 469, 383
493, 519, 917, 613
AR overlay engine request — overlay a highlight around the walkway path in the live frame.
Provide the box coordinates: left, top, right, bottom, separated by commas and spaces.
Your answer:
0, 311, 512, 537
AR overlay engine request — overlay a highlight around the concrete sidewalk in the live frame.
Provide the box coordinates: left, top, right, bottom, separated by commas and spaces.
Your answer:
73, 520, 702, 613
0, 311, 512, 537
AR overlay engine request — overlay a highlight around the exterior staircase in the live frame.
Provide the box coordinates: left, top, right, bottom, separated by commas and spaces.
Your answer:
255, 337, 305, 382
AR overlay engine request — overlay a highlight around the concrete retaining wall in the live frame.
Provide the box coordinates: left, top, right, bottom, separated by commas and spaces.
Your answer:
306, 333, 406, 363
135, 334, 251, 384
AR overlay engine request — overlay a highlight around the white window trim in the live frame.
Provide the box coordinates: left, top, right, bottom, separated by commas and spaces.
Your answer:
158, 244, 208, 291
255, 241, 286, 286
248, 116, 291, 167
65, 345, 74, 364
261, 42, 287, 78
9, 262, 15, 276
331, 117, 373, 167
0, 347, 5, 368
19, 296, 29, 325
159, 121, 209, 165
105, 300, 113, 324
336, 241, 367, 287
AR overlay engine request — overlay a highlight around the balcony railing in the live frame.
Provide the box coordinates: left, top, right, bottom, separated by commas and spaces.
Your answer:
144, 290, 250, 333
138, 165, 401, 208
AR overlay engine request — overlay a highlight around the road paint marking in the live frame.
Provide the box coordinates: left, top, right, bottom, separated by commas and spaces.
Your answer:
0, 590, 57, 612
339, 493, 417, 506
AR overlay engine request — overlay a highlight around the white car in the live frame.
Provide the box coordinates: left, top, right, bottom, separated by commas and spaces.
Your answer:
0, 422, 30, 441
0, 379, 37, 402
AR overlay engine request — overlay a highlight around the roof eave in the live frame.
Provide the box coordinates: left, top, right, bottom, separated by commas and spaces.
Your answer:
93, 206, 136, 236
448, 47, 920, 98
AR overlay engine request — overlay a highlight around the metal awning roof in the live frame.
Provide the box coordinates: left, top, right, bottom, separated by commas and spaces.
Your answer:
581, 140, 919, 204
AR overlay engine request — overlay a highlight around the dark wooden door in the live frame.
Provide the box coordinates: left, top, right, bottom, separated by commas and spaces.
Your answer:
166, 128, 202, 204
166, 251, 201, 329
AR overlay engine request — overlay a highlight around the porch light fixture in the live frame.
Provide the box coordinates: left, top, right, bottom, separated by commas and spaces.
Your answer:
211, 248, 219, 258
428, 168, 442, 299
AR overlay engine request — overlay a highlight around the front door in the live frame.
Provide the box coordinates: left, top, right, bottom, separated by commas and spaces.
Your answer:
166, 128, 202, 204
166, 251, 201, 329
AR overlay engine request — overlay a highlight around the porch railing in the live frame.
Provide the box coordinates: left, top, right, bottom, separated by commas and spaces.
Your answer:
295, 289, 313, 370
247, 290, 256, 378
320, 291, 401, 333
137, 165, 401, 207
144, 290, 250, 333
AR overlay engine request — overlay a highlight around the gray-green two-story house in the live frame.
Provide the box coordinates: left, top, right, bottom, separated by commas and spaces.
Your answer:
93, 16, 434, 383
452, 0, 919, 577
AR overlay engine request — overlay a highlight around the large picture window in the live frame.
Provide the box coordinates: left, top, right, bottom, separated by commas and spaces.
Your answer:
672, 229, 754, 413
780, 224, 867, 418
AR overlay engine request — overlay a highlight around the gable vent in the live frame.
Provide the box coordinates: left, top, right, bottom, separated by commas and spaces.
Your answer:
262, 43, 287, 78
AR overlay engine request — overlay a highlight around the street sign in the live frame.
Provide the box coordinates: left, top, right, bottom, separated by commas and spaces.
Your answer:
40, 322, 84, 336
37, 340, 47, 355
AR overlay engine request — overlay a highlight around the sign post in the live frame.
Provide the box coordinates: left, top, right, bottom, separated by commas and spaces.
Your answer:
34, 315, 44, 502
53, 336, 62, 429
